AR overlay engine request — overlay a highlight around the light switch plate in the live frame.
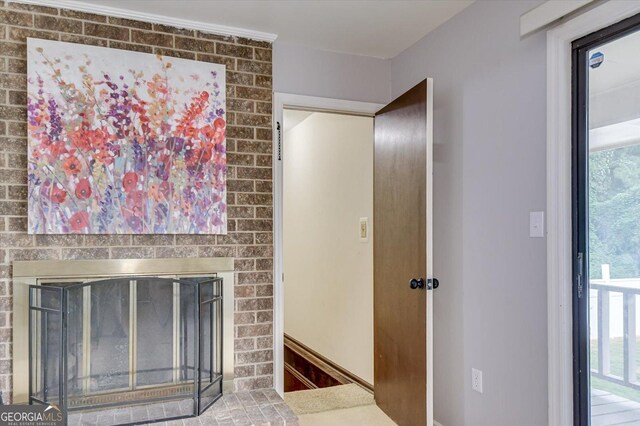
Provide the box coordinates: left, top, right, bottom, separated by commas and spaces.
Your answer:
359, 217, 368, 242
530, 211, 544, 238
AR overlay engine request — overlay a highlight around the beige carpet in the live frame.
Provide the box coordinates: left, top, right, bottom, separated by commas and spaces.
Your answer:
284, 384, 375, 415
298, 404, 397, 426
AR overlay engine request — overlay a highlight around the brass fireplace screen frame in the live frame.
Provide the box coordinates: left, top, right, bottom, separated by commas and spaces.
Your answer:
12, 258, 235, 406
29, 276, 222, 423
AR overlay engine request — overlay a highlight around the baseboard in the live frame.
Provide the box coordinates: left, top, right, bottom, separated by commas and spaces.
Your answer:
434, 420, 444, 426
284, 333, 373, 393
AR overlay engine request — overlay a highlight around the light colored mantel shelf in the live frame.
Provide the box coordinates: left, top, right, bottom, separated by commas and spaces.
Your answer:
12, 257, 234, 279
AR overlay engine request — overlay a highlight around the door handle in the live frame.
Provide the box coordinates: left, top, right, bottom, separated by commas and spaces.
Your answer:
410, 278, 425, 289
409, 278, 439, 290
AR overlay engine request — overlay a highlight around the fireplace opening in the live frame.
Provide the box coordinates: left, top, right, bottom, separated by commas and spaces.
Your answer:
28, 276, 223, 424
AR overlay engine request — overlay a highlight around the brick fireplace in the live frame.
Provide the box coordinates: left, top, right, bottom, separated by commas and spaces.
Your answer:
0, 0, 274, 403
12, 257, 234, 422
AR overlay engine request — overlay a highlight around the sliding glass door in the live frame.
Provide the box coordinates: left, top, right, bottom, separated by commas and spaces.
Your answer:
573, 13, 640, 426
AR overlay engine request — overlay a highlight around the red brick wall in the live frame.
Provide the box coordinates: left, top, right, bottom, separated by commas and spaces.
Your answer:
0, 1, 274, 401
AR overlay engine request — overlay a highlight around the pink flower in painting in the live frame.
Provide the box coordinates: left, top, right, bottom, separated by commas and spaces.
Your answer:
95, 149, 115, 166
200, 144, 213, 163
213, 117, 225, 130
31, 148, 42, 161
71, 124, 109, 151
159, 181, 172, 199
69, 211, 89, 232
62, 156, 81, 176
50, 185, 67, 204
48, 141, 67, 158
122, 172, 138, 192
213, 130, 224, 144
127, 190, 145, 206
88, 128, 109, 150
201, 125, 216, 140
75, 179, 92, 200
70, 126, 91, 151
149, 184, 161, 202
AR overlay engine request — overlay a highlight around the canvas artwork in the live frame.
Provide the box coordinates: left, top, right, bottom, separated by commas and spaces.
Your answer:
26, 38, 227, 234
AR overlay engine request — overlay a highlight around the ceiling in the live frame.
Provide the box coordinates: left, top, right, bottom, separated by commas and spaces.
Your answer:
73, 0, 474, 58
588, 29, 640, 150
589, 29, 640, 95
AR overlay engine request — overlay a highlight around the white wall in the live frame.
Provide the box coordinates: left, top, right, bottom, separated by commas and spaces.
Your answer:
390, 1, 547, 425
274, 1, 551, 422
283, 112, 374, 385
273, 42, 390, 104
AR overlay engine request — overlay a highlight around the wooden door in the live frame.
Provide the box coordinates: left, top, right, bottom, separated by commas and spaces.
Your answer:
374, 79, 433, 426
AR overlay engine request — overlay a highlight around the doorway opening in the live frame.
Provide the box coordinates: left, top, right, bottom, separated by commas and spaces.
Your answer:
572, 12, 640, 426
280, 107, 376, 410
272, 82, 433, 425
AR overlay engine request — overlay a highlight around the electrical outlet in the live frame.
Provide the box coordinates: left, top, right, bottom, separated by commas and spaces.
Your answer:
472, 368, 483, 393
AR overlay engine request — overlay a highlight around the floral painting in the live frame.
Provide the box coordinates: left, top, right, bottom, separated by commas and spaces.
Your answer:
27, 38, 227, 234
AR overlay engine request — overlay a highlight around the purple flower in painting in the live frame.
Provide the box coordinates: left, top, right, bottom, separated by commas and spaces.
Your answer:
127, 215, 143, 233
155, 204, 168, 222
132, 139, 146, 172
147, 138, 158, 152
27, 98, 39, 126
110, 143, 121, 157
155, 154, 171, 181
168, 137, 184, 154
28, 173, 40, 185
47, 99, 62, 141
184, 150, 197, 172
97, 185, 114, 233
156, 165, 169, 181
182, 187, 196, 204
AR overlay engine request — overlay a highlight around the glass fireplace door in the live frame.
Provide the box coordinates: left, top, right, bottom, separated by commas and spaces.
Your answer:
89, 279, 130, 393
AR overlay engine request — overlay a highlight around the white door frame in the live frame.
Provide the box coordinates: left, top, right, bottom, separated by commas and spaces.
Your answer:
547, 1, 640, 424
272, 93, 384, 395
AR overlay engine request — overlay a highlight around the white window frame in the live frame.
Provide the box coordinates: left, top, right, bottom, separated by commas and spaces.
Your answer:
547, 1, 640, 424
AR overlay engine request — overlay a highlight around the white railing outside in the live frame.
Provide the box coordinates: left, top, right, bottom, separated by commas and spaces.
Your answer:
590, 265, 640, 390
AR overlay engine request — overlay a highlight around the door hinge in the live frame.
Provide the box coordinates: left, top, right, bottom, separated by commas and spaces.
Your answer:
577, 252, 584, 299
277, 121, 282, 161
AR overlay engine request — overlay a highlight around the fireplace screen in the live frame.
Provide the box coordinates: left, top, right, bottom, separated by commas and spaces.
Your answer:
28, 276, 223, 424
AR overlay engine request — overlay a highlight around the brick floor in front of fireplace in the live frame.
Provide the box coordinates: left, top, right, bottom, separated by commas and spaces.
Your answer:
67, 389, 299, 426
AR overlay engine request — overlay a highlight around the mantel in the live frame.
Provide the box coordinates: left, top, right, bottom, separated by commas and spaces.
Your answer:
13, 257, 234, 280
